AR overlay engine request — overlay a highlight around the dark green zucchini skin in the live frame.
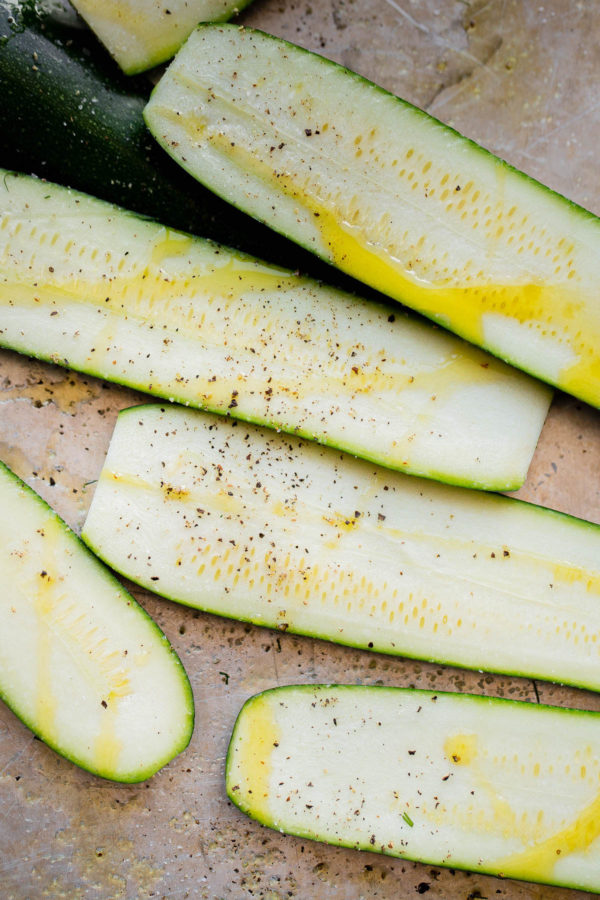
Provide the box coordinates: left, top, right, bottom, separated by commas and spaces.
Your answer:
0, 0, 340, 277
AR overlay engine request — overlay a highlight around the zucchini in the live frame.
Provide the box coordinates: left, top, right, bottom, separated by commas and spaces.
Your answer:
227, 685, 600, 893
145, 24, 600, 408
0, 459, 194, 782
71, 0, 255, 74
0, 170, 552, 490
0, 1, 318, 272
82, 404, 600, 692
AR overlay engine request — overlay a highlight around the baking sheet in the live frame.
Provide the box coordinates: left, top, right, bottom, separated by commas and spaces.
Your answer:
2, 1, 600, 897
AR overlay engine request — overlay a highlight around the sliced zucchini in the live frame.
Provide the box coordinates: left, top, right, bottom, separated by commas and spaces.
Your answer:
227, 685, 600, 893
71, 0, 255, 74
145, 24, 600, 408
82, 404, 600, 692
0, 459, 194, 782
0, 170, 551, 491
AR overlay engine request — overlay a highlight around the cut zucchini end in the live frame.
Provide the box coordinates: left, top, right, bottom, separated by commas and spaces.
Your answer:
0, 460, 194, 782
71, 0, 256, 75
226, 689, 278, 823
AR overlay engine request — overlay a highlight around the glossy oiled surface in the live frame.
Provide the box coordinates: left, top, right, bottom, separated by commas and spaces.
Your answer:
147, 24, 600, 406
1, 1, 600, 898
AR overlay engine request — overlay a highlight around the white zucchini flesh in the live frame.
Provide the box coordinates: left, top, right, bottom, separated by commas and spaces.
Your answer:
82, 404, 600, 691
145, 24, 600, 408
227, 685, 600, 893
0, 171, 552, 492
71, 0, 254, 74
0, 460, 194, 782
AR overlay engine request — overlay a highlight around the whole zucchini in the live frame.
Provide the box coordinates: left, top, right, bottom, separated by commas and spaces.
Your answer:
0, 0, 327, 273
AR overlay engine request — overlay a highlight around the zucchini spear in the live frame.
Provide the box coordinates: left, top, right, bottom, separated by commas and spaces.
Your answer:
227, 685, 600, 893
82, 405, 600, 692
0, 170, 551, 490
0, 460, 194, 782
145, 24, 600, 407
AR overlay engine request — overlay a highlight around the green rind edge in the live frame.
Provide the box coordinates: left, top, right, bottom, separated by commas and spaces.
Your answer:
0, 458, 195, 783
145, 23, 600, 407
0, 167, 546, 494
0, 341, 530, 493
149, 24, 598, 225
225, 684, 600, 895
80, 404, 600, 694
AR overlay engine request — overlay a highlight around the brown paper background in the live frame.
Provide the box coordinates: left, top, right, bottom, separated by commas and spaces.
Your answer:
1, 1, 600, 897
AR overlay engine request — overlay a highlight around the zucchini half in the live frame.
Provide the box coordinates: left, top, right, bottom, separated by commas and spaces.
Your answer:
0, 170, 551, 491
71, 0, 255, 75
227, 685, 600, 893
0, 460, 194, 782
145, 24, 600, 408
82, 405, 600, 692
